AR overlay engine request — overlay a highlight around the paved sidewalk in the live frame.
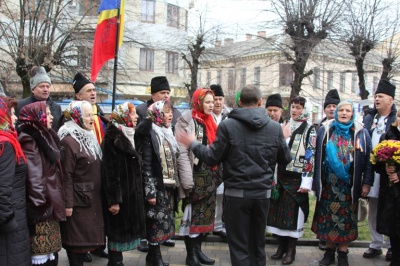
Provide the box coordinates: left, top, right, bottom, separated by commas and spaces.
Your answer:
57, 239, 391, 266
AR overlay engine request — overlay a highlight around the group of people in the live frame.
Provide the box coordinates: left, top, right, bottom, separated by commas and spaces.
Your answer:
0, 65, 399, 266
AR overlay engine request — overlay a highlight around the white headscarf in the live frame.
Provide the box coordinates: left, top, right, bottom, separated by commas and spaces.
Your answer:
289, 96, 313, 133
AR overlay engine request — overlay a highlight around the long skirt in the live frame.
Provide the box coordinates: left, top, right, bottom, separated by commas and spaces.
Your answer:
311, 172, 358, 243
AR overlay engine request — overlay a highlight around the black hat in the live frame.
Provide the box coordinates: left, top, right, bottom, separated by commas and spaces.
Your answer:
375, 79, 396, 98
324, 89, 340, 109
265, 93, 282, 108
73, 72, 92, 94
151, 76, 170, 94
210, 84, 224, 97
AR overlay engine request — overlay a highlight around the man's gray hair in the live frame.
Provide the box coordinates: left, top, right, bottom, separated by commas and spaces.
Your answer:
240, 85, 261, 106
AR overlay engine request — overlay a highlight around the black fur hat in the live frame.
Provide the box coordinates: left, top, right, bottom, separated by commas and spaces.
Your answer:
210, 84, 224, 97
151, 76, 170, 94
72, 72, 92, 94
324, 89, 340, 109
375, 79, 396, 98
265, 93, 282, 108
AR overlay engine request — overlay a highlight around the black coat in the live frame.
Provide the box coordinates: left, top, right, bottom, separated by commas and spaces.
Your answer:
376, 125, 400, 237
0, 142, 30, 265
101, 123, 146, 243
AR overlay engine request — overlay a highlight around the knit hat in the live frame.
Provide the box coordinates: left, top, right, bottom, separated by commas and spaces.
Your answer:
30, 67, 51, 89
73, 72, 93, 94
210, 84, 224, 97
265, 93, 283, 108
324, 89, 340, 109
375, 79, 396, 98
151, 76, 170, 94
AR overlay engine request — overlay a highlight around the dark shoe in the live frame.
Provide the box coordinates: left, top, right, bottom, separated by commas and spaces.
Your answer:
162, 239, 175, 247
92, 249, 109, 258
282, 237, 297, 265
386, 248, 392, 261
271, 236, 288, 260
195, 235, 215, 265
319, 248, 335, 266
184, 236, 201, 266
318, 240, 326, 251
363, 248, 382, 258
337, 251, 349, 266
146, 244, 169, 266
138, 240, 149, 253
83, 253, 92, 263
213, 230, 227, 238
108, 250, 124, 266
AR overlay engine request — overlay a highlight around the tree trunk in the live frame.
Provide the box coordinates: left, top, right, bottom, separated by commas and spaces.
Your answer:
355, 57, 369, 100
381, 58, 393, 80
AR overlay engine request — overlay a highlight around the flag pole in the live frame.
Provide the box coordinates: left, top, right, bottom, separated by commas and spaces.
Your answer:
111, 7, 121, 111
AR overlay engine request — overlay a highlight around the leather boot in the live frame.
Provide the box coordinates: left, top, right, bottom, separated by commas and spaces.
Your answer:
66, 251, 84, 266
184, 236, 201, 266
337, 250, 349, 266
319, 248, 335, 266
146, 244, 169, 266
108, 250, 124, 266
195, 235, 215, 265
282, 237, 297, 265
271, 236, 288, 260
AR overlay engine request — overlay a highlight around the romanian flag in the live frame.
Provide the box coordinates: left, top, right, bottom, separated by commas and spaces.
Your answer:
91, 0, 125, 82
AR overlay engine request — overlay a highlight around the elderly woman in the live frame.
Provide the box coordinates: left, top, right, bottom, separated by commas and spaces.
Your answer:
175, 88, 220, 266
374, 109, 400, 266
101, 102, 146, 266
135, 100, 178, 266
19, 101, 65, 266
311, 101, 373, 266
58, 100, 105, 266
0, 96, 30, 265
266, 96, 316, 265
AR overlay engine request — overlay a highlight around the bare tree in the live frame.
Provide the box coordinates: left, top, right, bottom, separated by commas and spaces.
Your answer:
268, 0, 345, 99
341, 0, 391, 100
0, 0, 97, 97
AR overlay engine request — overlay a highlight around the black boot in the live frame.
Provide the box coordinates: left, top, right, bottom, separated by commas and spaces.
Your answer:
146, 244, 169, 266
319, 248, 335, 266
66, 251, 84, 266
271, 236, 288, 260
108, 250, 124, 266
337, 251, 349, 266
282, 237, 297, 265
195, 235, 215, 265
184, 236, 201, 266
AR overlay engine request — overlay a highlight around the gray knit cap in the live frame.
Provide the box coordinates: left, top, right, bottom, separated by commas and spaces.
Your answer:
30, 67, 51, 89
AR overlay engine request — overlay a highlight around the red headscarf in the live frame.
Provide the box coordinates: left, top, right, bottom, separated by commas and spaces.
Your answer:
0, 97, 26, 163
191, 88, 217, 145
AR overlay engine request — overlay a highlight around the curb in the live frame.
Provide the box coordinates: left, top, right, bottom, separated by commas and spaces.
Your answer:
172, 235, 370, 248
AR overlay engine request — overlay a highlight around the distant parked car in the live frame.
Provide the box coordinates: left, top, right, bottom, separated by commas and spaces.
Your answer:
57, 99, 144, 114
174, 102, 190, 115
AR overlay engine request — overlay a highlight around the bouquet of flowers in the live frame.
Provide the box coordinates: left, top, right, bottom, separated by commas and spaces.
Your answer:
370, 139, 400, 165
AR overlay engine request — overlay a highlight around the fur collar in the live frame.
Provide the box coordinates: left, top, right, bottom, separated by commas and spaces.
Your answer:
105, 123, 140, 158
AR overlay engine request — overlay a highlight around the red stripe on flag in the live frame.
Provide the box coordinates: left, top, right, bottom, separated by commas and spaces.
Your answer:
91, 17, 117, 82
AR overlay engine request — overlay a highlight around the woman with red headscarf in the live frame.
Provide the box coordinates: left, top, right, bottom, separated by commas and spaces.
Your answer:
18, 101, 65, 266
0, 96, 30, 265
176, 88, 220, 266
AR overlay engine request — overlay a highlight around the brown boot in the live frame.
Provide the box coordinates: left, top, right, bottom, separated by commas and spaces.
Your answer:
282, 237, 297, 265
271, 236, 288, 260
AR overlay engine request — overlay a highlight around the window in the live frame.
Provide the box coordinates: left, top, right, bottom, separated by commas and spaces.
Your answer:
373, 76, 379, 94
141, 0, 155, 23
167, 4, 179, 28
327, 70, 333, 91
228, 69, 234, 92
166, 51, 178, 74
279, 64, 293, 86
139, 48, 154, 71
77, 46, 92, 68
78, 0, 100, 16
254, 67, 260, 89
340, 72, 346, 92
240, 68, 246, 88
217, 70, 222, 85
313, 67, 321, 89
352, 73, 358, 93
206, 71, 211, 86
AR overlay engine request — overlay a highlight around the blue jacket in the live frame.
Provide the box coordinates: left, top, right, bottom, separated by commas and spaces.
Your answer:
363, 105, 397, 135
313, 120, 374, 203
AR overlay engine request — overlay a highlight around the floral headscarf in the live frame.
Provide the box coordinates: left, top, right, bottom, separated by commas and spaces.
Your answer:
147, 100, 178, 153
111, 102, 136, 148
0, 97, 26, 163
111, 102, 135, 128
19, 101, 48, 128
19, 101, 61, 163
58, 100, 102, 160
191, 88, 217, 145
